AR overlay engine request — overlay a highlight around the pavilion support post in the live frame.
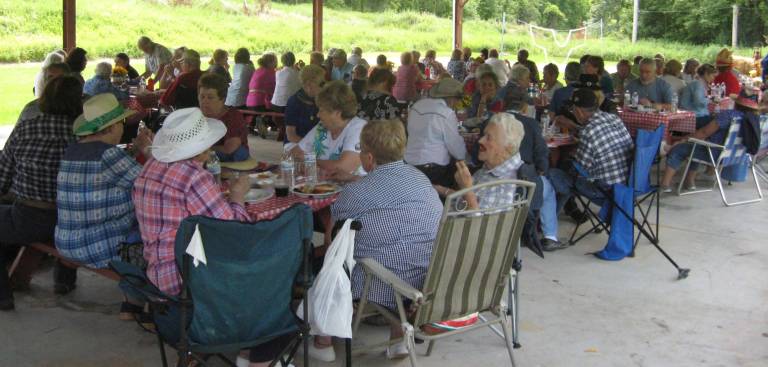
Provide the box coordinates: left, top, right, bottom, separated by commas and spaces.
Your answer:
452, 0, 466, 50
732, 5, 739, 48
631, 0, 639, 44
63, 0, 76, 52
312, 0, 323, 52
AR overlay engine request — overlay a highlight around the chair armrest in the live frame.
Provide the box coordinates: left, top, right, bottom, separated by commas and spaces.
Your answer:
688, 138, 724, 150
359, 258, 424, 304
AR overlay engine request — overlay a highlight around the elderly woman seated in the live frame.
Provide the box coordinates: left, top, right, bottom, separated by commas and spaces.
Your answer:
357, 68, 402, 121
284, 65, 325, 149
207, 49, 231, 83
225, 48, 255, 109
499, 64, 535, 118
311, 119, 443, 362
83, 62, 129, 101
467, 70, 503, 121
405, 78, 467, 187
453, 113, 526, 210
291, 81, 367, 175
330, 49, 354, 83
56, 93, 152, 269
132, 108, 286, 367
55, 94, 153, 318
198, 73, 250, 162
160, 49, 203, 109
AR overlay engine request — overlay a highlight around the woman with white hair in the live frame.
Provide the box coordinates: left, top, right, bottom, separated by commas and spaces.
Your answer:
33, 50, 67, 98
83, 62, 128, 101
453, 113, 525, 210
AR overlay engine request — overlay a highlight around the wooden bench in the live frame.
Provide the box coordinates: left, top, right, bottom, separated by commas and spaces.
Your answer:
9, 243, 121, 282
239, 109, 286, 141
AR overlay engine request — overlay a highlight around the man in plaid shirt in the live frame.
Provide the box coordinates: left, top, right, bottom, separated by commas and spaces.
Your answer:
0, 75, 83, 310
549, 89, 633, 214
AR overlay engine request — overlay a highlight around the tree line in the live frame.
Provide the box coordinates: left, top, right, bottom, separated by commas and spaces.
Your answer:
273, 0, 768, 47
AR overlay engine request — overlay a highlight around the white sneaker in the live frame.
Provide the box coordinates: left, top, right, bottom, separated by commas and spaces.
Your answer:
237, 355, 295, 367
298, 338, 336, 362
386, 339, 410, 360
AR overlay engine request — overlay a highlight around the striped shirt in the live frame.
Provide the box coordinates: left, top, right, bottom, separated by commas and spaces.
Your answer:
331, 161, 443, 310
55, 142, 142, 268
0, 113, 74, 202
133, 158, 249, 295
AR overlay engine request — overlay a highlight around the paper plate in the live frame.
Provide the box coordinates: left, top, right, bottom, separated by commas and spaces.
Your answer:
244, 188, 274, 203
292, 182, 342, 198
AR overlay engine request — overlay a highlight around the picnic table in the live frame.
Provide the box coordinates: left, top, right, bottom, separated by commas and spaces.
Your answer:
708, 98, 734, 114
618, 108, 696, 142
245, 194, 337, 222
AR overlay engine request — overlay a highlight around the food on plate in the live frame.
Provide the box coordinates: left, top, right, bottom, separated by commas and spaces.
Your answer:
295, 183, 338, 194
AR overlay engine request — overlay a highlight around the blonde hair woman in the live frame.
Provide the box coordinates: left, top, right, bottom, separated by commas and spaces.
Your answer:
283, 65, 325, 146
207, 49, 231, 83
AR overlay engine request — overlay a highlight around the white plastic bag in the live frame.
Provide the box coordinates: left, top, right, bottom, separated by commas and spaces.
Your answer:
297, 219, 356, 338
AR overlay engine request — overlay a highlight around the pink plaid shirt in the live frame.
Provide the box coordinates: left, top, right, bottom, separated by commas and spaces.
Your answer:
133, 158, 249, 295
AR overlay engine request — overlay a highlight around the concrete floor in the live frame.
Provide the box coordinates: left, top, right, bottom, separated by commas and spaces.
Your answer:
1, 136, 767, 367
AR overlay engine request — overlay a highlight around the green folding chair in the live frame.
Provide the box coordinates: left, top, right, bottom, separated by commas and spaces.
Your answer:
352, 179, 534, 367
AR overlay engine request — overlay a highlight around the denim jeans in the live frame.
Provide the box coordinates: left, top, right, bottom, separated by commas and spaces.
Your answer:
216, 145, 250, 162
665, 142, 714, 172
0, 202, 77, 301
539, 176, 559, 241
548, 168, 610, 214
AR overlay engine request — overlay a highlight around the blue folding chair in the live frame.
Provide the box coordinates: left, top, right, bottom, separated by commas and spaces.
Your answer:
752, 115, 768, 184
112, 204, 314, 367
569, 125, 690, 279
678, 115, 764, 206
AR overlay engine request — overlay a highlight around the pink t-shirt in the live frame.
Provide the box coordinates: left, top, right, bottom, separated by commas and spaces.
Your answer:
393, 65, 421, 102
246, 67, 276, 108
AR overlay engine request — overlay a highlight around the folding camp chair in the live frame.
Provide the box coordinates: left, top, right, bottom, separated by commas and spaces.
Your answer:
352, 180, 534, 367
678, 116, 763, 206
752, 115, 768, 184
568, 126, 690, 279
112, 204, 314, 367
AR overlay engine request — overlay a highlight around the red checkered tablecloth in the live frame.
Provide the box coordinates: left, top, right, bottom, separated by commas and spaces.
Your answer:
245, 193, 337, 222
618, 109, 696, 142
708, 99, 734, 114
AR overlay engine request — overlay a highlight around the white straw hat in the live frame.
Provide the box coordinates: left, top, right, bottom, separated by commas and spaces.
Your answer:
151, 108, 227, 163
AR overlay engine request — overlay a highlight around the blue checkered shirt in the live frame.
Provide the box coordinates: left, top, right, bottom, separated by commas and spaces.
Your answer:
472, 154, 524, 209
576, 111, 633, 185
55, 142, 142, 268
332, 161, 443, 310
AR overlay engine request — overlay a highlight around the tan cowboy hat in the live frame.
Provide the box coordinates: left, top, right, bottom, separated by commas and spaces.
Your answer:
429, 78, 464, 99
151, 108, 227, 163
73, 93, 136, 136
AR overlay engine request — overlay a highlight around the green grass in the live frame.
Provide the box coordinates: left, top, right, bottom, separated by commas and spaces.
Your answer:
0, 0, 756, 124
0, 64, 40, 126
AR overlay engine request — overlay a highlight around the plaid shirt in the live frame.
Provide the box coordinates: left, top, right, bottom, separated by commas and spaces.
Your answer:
576, 111, 633, 185
55, 142, 142, 268
473, 154, 524, 209
133, 158, 249, 295
0, 113, 74, 202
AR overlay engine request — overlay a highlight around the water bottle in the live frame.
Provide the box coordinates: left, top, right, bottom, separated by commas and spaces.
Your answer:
540, 114, 550, 136
207, 151, 221, 185
670, 93, 678, 113
280, 155, 295, 190
631, 92, 639, 107
624, 90, 631, 108
303, 152, 317, 186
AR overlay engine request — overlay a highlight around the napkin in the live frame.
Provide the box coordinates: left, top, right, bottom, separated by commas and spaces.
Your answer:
185, 224, 207, 267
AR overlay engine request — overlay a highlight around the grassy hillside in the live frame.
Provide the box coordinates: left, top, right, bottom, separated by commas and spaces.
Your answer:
0, 0, 752, 63
0, 0, 755, 125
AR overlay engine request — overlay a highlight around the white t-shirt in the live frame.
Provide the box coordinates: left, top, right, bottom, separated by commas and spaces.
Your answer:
271, 67, 302, 107
405, 98, 467, 166
299, 116, 367, 161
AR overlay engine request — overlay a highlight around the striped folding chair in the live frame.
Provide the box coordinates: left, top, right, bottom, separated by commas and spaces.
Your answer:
754, 115, 768, 184
678, 116, 763, 206
352, 180, 534, 367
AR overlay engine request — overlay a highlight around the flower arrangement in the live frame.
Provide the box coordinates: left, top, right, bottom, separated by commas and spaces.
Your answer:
112, 66, 128, 77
